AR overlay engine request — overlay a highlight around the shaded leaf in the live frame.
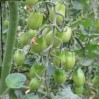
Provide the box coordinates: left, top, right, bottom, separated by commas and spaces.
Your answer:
5, 73, 26, 89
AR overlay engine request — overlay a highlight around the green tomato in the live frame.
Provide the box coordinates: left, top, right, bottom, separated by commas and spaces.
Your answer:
50, 2, 66, 25
30, 65, 45, 78
54, 69, 66, 84
3, 19, 9, 27
19, 33, 29, 47
28, 29, 36, 39
29, 77, 42, 90
45, 31, 63, 48
61, 27, 72, 43
74, 86, 84, 94
27, 12, 43, 30
26, 0, 38, 6
31, 37, 46, 53
64, 51, 75, 69
73, 68, 85, 87
94, 19, 99, 29
53, 51, 66, 67
92, 75, 99, 85
14, 49, 25, 66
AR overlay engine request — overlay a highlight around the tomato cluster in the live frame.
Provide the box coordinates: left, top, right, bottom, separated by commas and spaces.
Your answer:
13, 0, 86, 94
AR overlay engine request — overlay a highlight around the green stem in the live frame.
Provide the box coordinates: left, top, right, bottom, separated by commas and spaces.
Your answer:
0, 1, 18, 94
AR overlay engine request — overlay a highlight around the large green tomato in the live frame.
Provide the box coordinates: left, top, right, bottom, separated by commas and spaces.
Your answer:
54, 69, 66, 84
74, 86, 84, 94
53, 51, 66, 67
61, 27, 72, 43
27, 12, 43, 30
30, 37, 46, 53
64, 51, 75, 69
30, 65, 45, 78
19, 33, 29, 47
50, 2, 66, 25
72, 68, 85, 87
26, 0, 38, 6
29, 77, 42, 90
92, 75, 99, 85
45, 31, 63, 48
14, 49, 25, 66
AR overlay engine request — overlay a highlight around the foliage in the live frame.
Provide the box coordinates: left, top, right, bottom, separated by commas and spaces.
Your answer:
0, 0, 99, 98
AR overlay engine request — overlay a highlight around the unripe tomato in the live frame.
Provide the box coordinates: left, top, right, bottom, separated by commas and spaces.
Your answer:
30, 65, 45, 78
29, 77, 42, 90
61, 27, 72, 43
30, 37, 46, 53
53, 51, 66, 67
54, 69, 66, 84
92, 75, 99, 85
28, 29, 36, 39
14, 49, 25, 66
26, 0, 38, 6
3, 19, 9, 27
50, 2, 66, 25
74, 86, 84, 94
94, 19, 99, 29
64, 51, 75, 69
45, 31, 63, 48
19, 33, 29, 47
27, 12, 43, 30
73, 68, 85, 87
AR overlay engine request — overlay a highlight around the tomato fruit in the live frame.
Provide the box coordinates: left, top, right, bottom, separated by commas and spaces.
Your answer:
29, 77, 42, 90
50, 2, 66, 25
4, 19, 9, 27
94, 19, 99, 29
54, 69, 66, 84
19, 33, 29, 47
28, 29, 36, 39
30, 37, 46, 53
26, 0, 38, 6
53, 51, 66, 67
30, 65, 45, 78
14, 49, 25, 66
27, 12, 43, 30
72, 68, 85, 87
61, 27, 72, 43
92, 75, 99, 85
45, 30, 63, 48
74, 86, 84, 94
64, 51, 75, 69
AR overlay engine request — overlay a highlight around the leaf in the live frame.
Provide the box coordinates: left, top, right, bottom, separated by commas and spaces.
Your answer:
53, 87, 81, 99
71, 0, 83, 10
5, 73, 26, 89
23, 93, 39, 99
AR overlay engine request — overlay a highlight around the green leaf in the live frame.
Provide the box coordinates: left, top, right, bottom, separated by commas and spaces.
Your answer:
5, 73, 26, 89
23, 93, 39, 99
71, 1, 83, 10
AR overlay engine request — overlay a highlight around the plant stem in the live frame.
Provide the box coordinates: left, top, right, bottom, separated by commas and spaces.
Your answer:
0, 1, 18, 94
